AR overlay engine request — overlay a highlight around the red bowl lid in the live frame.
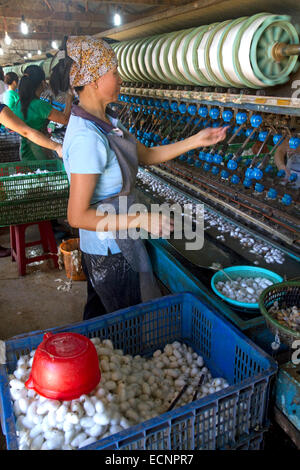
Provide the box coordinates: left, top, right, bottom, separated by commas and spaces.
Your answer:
25, 332, 101, 400
40, 332, 90, 359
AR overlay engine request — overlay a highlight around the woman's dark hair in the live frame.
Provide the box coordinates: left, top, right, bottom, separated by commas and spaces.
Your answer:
50, 36, 84, 96
4, 72, 19, 85
0, 67, 4, 82
18, 65, 45, 118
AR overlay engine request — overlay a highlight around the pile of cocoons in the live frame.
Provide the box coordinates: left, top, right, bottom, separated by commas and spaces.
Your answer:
215, 276, 274, 303
268, 302, 300, 332
136, 170, 285, 265
9, 339, 229, 450
9, 169, 49, 177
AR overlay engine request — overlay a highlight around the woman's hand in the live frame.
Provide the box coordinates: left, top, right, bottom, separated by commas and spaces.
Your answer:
54, 143, 63, 158
140, 212, 174, 238
137, 125, 229, 166
191, 126, 229, 147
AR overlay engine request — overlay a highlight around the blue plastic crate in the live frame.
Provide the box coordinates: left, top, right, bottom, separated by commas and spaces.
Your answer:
0, 293, 277, 450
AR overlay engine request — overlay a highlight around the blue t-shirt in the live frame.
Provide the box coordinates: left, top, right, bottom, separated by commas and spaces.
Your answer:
63, 113, 126, 255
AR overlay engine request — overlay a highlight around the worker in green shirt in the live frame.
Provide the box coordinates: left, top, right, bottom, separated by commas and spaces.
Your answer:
13, 64, 72, 161
3, 72, 19, 110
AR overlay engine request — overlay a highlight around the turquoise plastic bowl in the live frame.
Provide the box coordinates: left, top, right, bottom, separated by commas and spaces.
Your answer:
211, 266, 283, 311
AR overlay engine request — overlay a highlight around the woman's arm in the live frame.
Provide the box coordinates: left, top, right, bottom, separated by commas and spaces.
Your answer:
274, 137, 289, 172
48, 107, 70, 126
64, 91, 73, 120
0, 106, 62, 157
68, 173, 172, 237
137, 126, 228, 165
48, 91, 73, 125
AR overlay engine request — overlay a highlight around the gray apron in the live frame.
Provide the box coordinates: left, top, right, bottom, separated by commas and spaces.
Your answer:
72, 105, 161, 303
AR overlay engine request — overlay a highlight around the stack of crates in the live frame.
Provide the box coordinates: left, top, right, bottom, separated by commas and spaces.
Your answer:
0, 293, 277, 450
0, 131, 21, 163
0, 159, 69, 226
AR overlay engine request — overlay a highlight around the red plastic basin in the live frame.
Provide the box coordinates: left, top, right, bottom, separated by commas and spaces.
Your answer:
25, 332, 101, 400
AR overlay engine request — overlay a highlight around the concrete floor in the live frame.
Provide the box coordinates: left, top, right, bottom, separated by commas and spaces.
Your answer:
0, 225, 86, 450
0, 226, 85, 340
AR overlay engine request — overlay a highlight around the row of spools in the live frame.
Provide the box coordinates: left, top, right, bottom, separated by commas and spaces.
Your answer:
112, 12, 299, 89
4, 12, 299, 90
4, 57, 59, 80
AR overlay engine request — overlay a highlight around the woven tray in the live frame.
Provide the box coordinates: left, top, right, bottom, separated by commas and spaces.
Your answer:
259, 281, 300, 348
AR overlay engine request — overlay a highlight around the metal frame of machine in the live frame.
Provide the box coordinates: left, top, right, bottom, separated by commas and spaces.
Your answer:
112, 11, 300, 447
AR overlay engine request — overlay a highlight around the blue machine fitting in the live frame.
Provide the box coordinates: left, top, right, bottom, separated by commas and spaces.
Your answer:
289, 172, 298, 182
233, 126, 244, 136
211, 166, 220, 175
243, 178, 252, 188
205, 153, 214, 163
162, 100, 169, 110
250, 114, 263, 128
277, 169, 286, 178
251, 168, 263, 180
236, 112, 247, 125
187, 104, 197, 116
221, 170, 229, 179
209, 108, 220, 120
230, 175, 240, 184
170, 101, 178, 112
178, 103, 187, 114
222, 110, 233, 122
245, 128, 256, 139
245, 168, 254, 179
227, 159, 238, 170
289, 137, 300, 149
213, 153, 223, 164
273, 134, 282, 145
254, 183, 264, 193
198, 107, 208, 118
267, 188, 277, 199
281, 194, 292, 205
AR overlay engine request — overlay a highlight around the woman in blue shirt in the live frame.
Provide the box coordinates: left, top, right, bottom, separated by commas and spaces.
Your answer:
50, 36, 228, 319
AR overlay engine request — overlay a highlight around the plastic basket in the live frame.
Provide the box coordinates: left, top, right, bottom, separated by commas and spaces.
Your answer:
59, 238, 86, 281
231, 430, 265, 450
211, 266, 283, 312
0, 133, 21, 163
258, 281, 300, 347
0, 160, 69, 226
0, 196, 68, 227
0, 160, 69, 203
0, 292, 277, 450
0, 132, 20, 148
0, 148, 20, 163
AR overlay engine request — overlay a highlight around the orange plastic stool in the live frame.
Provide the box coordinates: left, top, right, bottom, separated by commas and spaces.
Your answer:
10, 221, 59, 276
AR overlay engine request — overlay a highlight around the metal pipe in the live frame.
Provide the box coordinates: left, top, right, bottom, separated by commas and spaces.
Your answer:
272, 42, 300, 61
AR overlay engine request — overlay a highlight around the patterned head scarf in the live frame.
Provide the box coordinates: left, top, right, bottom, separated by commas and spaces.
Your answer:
66, 36, 118, 88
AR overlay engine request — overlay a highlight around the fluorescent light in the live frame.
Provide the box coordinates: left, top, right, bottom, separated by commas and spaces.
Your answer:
38, 50, 42, 55
20, 19, 28, 35
51, 40, 58, 49
27, 52, 32, 58
0, 48, 3, 56
114, 13, 121, 26
4, 32, 12, 45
